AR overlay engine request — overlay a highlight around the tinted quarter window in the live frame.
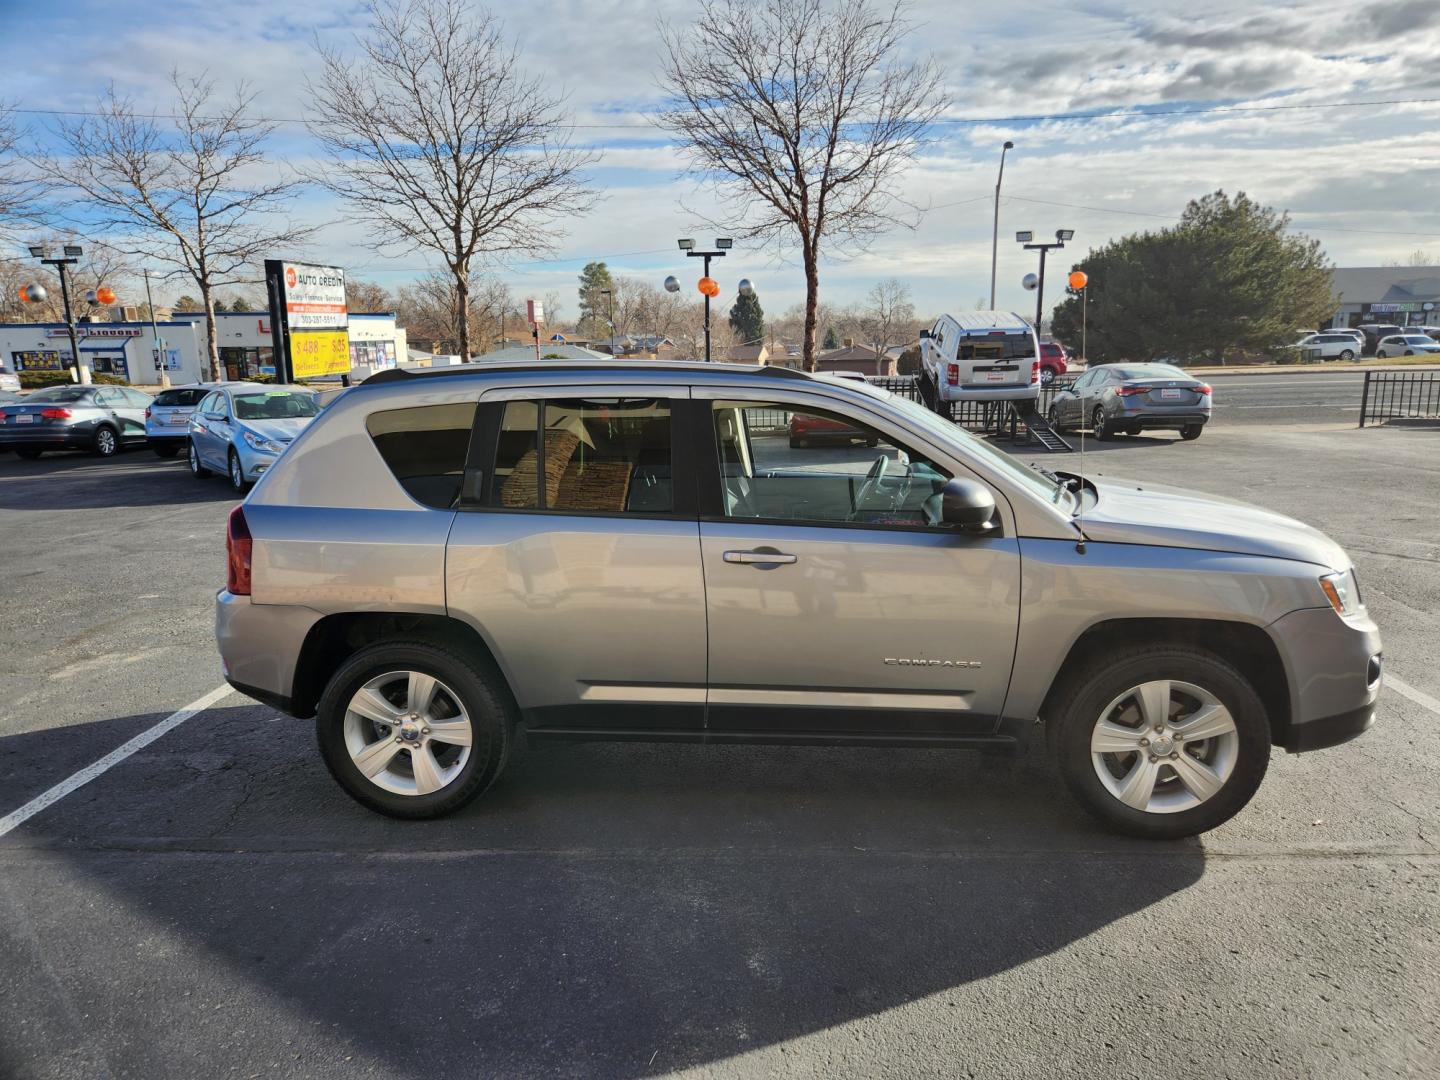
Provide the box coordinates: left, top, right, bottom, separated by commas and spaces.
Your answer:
712, 400, 951, 528
490, 398, 673, 514
365, 402, 478, 510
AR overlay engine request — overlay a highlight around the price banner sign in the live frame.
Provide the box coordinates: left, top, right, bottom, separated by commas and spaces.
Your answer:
290, 330, 352, 379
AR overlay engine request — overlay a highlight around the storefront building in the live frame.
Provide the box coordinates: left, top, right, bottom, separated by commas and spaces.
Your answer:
170, 310, 409, 381
1328, 267, 1440, 329
0, 319, 209, 384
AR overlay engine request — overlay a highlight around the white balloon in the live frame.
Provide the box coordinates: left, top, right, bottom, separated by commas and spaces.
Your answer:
1022, 273, 1039, 291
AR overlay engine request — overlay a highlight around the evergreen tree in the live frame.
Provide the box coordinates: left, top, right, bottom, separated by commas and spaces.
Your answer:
1050, 190, 1333, 364
174, 294, 201, 311
822, 325, 839, 350
577, 261, 615, 338
728, 290, 764, 345
212, 297, 229, 313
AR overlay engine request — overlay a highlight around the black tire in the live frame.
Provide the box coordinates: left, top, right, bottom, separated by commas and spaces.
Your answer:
1376, 350, 1388, 359
227, 449, 250, 493
1052, 645, 1271, 839
1405, 350, 1414, 356
1092, 406, 1115, 440
1040, 366, 1057, 387
315, 640, 515, 820
865, 437, 879, 448
789, 436, 807, 449
1180, 424, 1203, 441
16, 448, 42, 460
1340, 349, 1354, 361
1046, 404, 1067, 433
188, 440, 211, 478
92, 425, 120, 457
152, 443, 181, 459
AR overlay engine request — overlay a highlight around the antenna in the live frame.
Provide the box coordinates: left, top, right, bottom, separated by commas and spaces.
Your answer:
1075, 396, 1086, 553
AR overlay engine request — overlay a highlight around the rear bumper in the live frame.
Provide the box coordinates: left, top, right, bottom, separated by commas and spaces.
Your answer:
215, 590, 323, 717
1120, 412, 1210, 429
0, 426, 92, 448
942, 385, 1040, 403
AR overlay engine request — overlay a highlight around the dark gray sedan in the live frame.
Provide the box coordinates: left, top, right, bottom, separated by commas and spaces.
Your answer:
0, 384, 151, 458
1047, 363, 1212, 441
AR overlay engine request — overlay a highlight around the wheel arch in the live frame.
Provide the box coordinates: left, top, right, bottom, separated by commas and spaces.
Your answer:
1037, 617, 1291, 747
291, 611, 518, 720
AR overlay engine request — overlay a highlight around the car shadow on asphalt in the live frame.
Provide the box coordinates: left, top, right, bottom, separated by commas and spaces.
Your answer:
0, 450, 237, 508
0, 704, 1206, 1076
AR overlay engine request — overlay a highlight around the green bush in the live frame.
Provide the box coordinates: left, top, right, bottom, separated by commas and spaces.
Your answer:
18, 370, 128, 389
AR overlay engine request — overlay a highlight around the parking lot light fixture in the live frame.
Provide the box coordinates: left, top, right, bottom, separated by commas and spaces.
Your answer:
1056, 229, 1075, 241
677, 238, 695, 251
63, 244, 84, 258
1015, 231, 1033, 243
28, 244, 49, 259
715, 238, 733, 250
32, 244, 90, 385
1017, 229, 1072, 336
676, 239, 732, 362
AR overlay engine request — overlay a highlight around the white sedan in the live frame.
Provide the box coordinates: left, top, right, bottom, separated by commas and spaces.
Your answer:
1374, 334, 1440, 358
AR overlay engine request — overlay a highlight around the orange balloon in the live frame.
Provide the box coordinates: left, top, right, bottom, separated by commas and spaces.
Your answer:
96, 286, 117, 305
698, 276, 720, 298
17, 286, 28, 303
1068, 270, 1089, 290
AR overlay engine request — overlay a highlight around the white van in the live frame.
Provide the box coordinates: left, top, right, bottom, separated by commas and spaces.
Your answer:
919, 311, 1040, 411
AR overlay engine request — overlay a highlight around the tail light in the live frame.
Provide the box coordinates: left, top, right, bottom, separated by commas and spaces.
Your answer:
145, 406, 152, 419
946, 364, 959, 384
1116, 385, 1149, 396
41, 407, 73, 419
1197, 384, 1212, 395
1030, 361, 1041, 385
226, 506, 253, 595
0, 410, 7, 421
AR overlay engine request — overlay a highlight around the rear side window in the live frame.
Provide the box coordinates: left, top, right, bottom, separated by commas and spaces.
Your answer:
155, 388, 207, 407
489, 398, 673, 514
366, 402, 478, 509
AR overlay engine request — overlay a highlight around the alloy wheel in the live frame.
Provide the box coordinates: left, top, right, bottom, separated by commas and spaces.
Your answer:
343, 671, 474, 797
96, 428, 117, 456
229, 453, 245, 490
1089, 679, 1239, 814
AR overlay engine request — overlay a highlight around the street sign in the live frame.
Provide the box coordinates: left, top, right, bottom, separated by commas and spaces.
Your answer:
265, 259, 351, 382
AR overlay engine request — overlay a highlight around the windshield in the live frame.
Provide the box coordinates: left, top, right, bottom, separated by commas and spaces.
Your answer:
867, 385, 1073, 511
232, 391, 319, 420
26, 387, 94, 403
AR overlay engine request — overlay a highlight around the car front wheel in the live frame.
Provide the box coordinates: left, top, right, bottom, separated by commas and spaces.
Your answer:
315, 640, 515, 819
92, 425, 119, 457
1376, 350, 1388, 359
1047, 404, 1066, 433
1092, 405, 1116, 440
228, 450, 250, 493
1340, 350, 1354, 361
1052, 646, 1271, 839
1040, 366, 1057, 387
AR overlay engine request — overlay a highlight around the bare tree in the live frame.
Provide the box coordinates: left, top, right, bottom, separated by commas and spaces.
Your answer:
656, 0, 945, 370
346, 277, 396, 313
396, 269, 518, 354
308, 0, 597, 362
1, 104, 52, 247
46, 73, 314, 380
861, 277, 916, 355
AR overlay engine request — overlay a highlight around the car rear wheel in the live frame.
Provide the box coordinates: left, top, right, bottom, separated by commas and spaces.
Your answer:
92, 425, 119, 457
227, 449, 249, 493
315, 640, 515, 819
1340, 349, 1354, 361
1091, 406, 1116, 440
188, 440, 211, 478
1052, 646, 1271, 839
1040, 366, 1057, 387
1180, 424, 1203, 441
1376, 350, 1388, 359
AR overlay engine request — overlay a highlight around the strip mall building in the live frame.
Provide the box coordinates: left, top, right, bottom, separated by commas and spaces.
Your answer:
0, 310, 407, 385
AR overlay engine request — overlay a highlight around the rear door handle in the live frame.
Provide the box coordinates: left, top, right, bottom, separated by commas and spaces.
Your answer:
723, 549, 797, 566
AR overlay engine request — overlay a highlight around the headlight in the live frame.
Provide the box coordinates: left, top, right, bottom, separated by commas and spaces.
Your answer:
1319, 569, 1361, 616
242, 430, 284, 455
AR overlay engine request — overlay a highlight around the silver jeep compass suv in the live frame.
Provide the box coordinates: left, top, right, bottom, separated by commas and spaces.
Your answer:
215, 361, 1382, 839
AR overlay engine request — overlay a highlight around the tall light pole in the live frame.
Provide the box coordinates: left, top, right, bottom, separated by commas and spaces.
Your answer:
989, 141, 1014, 310
678, 237, 731, 361
29, 244, 89, 385
599, 288, 615, 356
1016, 229, 1073, 335
143, 269, 171, 389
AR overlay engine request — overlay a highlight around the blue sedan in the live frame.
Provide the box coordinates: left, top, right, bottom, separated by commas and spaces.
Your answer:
187, 383, 320, 492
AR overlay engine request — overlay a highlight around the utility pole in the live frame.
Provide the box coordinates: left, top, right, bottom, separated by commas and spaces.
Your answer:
989, 141, 1014, 310
30, 244, 88, 384
600, 288, 615, 356
144, 269, 171, 389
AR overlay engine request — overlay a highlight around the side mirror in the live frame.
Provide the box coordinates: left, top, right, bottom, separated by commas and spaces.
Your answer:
919, 328, 933, 340
941, 478, 997, 531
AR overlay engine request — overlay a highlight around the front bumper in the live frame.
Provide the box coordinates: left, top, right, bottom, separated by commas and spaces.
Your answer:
234, 441, 282, 481
1270, 605, 1383, 753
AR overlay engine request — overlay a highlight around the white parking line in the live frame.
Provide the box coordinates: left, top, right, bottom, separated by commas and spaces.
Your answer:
0, 684, 233, 839
1388, 675, 1440, 718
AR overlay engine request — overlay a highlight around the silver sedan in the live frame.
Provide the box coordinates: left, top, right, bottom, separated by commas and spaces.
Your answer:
1048, 363, 1212, 441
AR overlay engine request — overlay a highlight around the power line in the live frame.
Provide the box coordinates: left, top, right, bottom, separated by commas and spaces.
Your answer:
13, 94, 1440, 131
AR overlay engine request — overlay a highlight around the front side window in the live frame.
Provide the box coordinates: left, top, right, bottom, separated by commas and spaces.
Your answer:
712, 400, 952, 528
490, 398, 673, 514
366, 402, 478, 509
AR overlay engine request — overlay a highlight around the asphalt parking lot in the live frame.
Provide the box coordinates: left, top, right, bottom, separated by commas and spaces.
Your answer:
1, 406, 1438, 1078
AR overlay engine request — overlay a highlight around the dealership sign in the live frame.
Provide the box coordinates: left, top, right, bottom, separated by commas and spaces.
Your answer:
264, 259, 351, 380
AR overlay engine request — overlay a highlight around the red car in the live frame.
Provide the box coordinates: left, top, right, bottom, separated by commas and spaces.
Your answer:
788, 411, 879, 449
1038, 342, 1069, 386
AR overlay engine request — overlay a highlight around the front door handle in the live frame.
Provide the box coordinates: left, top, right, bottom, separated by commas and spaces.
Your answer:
723, 549, 797, 566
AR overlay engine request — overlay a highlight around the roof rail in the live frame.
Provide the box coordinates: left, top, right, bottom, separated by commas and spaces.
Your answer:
360, 359, 817, 386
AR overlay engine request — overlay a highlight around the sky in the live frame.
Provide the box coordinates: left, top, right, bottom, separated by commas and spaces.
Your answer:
2, 0, 1439, 323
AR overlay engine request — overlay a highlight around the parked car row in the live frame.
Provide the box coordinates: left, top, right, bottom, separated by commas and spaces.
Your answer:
0, 380, 322, 492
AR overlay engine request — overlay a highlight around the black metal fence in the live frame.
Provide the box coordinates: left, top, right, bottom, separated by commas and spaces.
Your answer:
1358, 371, 1440, 427
866, 375, 1062, 435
